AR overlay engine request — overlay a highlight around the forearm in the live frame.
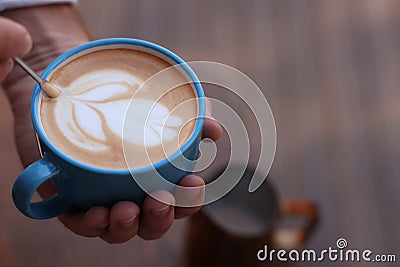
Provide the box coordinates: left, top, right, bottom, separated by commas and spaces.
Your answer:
1, 4, 90, 166
3, 4, 90, 89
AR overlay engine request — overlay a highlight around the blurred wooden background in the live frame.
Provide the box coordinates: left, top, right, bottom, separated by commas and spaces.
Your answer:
1, 0, 400, 266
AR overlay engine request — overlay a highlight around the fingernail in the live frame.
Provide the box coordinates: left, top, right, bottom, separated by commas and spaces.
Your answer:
151, 205, 171, 218
96, 223, 109, 230
6, 59, 14, 73
176, 186, 204, 207
119, 215, 137, 229
17, 33, 32, 57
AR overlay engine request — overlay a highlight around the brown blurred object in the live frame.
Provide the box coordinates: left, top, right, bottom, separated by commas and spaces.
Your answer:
271, 200, 318, 249
184, 166, 318, 267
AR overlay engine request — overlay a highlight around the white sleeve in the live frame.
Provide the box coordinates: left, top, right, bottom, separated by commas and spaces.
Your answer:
0, 0, 78, 11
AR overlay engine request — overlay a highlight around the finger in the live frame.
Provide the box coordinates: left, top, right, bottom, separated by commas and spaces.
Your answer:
174, 175, 205, 219
203, 98, 222, 141
0, 59, 14, 82
0, 17, 32, 59
202, 117, 222, 141
205, 97, 213, 116
138, 190, 175, 240
100, 201, 140, 244
58, 206, 110, 238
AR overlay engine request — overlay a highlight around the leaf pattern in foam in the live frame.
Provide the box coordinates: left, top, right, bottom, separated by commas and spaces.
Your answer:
67, 70, 139, 100
54, 69, 185, 151
123, 99, 183, 147
54, 99, 108, 151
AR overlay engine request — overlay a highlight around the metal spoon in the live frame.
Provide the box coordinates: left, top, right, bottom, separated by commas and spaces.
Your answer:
13, 57, 61, 98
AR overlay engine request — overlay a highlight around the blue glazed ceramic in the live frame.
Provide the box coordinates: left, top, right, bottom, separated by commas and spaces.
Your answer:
12, 38, 205, 219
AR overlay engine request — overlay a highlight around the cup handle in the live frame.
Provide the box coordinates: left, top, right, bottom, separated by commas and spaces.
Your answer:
270, 200, 318, 248
12, 157, 72, 219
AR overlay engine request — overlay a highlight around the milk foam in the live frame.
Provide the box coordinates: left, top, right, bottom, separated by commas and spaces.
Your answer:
41, 49, 197, 169
53, 69, 184, 152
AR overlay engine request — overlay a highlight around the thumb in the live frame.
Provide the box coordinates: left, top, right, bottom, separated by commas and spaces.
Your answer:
0, 17, 32, 59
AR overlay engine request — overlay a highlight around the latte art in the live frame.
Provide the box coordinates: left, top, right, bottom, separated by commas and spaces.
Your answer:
40, 49, 198, 169
123, 98, 183, 146
53, 70, 136, 152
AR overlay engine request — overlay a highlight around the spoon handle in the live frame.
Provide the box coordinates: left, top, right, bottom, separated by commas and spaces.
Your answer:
13, 57, 61, 98
13, 57, 44, 85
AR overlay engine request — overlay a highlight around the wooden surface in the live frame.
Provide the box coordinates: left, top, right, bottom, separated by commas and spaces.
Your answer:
1, 0, 400, 266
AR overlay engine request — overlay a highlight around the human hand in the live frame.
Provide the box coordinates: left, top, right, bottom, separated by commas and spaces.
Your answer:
2, 3, 222, 245
7, 70, 221, 243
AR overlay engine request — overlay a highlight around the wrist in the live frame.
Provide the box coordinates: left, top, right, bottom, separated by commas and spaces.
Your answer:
0, 4, 90, 168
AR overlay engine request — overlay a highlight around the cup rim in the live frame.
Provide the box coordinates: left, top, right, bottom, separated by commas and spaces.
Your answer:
31, 38, 205, 175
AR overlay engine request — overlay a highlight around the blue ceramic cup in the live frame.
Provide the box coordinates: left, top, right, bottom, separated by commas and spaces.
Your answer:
12, 38, 205, 219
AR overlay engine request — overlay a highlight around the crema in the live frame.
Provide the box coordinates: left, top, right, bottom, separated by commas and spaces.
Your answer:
40, 49, 198, 169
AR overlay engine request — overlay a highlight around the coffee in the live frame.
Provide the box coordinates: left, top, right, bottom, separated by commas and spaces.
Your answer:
40, 49, 198, 169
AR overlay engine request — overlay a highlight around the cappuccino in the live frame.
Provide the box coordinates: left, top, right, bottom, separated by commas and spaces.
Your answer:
40, 49, 198, 169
